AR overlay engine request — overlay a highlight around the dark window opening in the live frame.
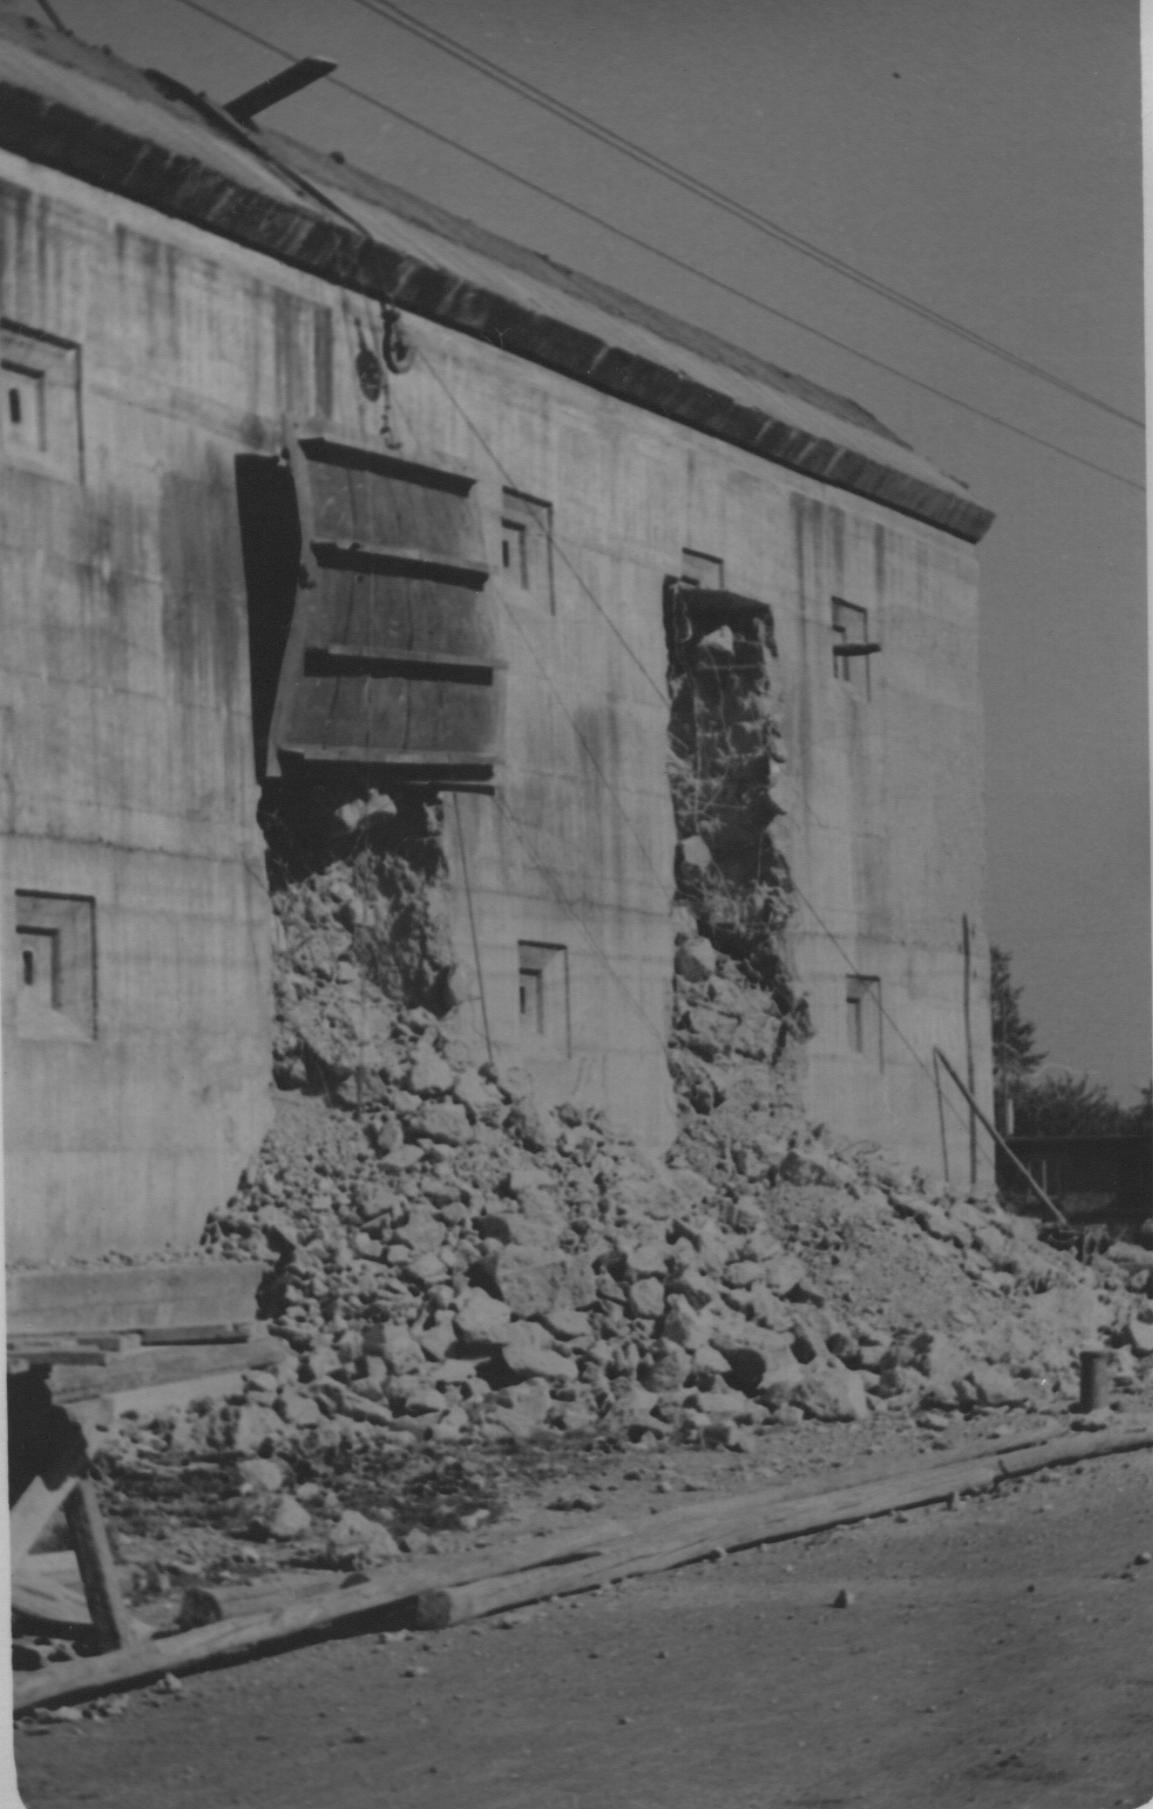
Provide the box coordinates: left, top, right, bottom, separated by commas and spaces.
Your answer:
1, 325, 81, 477
517, 942, 569, 1053
832, 597, 879, 695
846, 974, 882, 1063
15, 894, 95, 1040
681, 549, 725, 589
501, 518, 529, 587
500, 490, 553, 609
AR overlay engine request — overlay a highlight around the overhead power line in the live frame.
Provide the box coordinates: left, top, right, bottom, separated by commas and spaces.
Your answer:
160, 0, 1146, 496
351, 0, 1143, 433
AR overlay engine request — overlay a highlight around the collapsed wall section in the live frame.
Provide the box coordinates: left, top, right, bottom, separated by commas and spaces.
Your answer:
663, 580, 810, 1078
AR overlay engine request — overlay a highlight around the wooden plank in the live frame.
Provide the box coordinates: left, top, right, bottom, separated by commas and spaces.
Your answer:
8, 1473, 80, 1569
12, 1552, 153, 1641
279, 744, 498, 768
14, 1424, 1152, 1713
308, 645, 506, 677
136, 1324, 251, 1346
7, 1346, 110, 1369
297, 436, 476, 493
311, 540, 489, 588
6, 1261, 264, 1336
63, 1479, 139, 1653
48, 1335, 283, 1404
934, 1047, 1066, 1224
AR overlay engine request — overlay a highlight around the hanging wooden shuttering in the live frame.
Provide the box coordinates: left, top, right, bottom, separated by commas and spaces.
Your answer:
264, 432, 503, 786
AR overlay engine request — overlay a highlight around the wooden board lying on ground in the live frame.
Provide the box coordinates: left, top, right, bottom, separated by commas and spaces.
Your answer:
13, 1418, 1152, 1713
47, 1336, 283, 1405
6, 1262, 265, 1337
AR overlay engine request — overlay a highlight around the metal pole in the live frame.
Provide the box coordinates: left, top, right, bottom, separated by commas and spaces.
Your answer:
933, 1046, 1066, 1224
962, 913, 977, 1185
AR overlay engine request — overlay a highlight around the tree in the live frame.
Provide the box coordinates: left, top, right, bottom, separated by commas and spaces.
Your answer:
1014, 1071, 1135, 1138
990, 946, 1044, 1129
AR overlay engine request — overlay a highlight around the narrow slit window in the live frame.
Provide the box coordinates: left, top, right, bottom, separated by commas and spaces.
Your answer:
1, 323, 82, 480
501, 517, 529, 587
15, 892, 96, 1040
500, 490, 553, 609
681, 549, 725, 589
517, 942, 569, 1054
832, 597, 878, 695
846, 974, 882, 1064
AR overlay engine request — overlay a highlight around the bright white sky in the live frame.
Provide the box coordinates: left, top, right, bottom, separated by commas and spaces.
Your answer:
46, 0, 1151, 1102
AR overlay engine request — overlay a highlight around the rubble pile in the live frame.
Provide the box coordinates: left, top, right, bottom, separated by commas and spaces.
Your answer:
188, 940, 1147, 1489
664, 582, 807, 1032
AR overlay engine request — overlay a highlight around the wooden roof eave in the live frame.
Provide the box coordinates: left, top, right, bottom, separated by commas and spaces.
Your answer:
0, 77, 995, 545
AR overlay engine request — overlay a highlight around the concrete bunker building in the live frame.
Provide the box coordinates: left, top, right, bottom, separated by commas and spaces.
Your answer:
0, 17, 995, 1266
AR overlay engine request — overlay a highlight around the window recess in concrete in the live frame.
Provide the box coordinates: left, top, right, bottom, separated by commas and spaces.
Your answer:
500, 490, 554, 609
846, 974, 882, 1064
15, 893, 97, 1041
831, 597, 880, 696
517, 941, 569, 1054
1, 322, 82, 480
681, 549, 725, 588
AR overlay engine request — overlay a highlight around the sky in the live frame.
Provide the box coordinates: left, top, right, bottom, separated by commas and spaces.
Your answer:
42, 0, 1151, 1103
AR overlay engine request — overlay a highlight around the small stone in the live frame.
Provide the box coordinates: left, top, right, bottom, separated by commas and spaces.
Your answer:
488, 1379, 552, 1438
675, 938, 718, 983
231, 1404, 285, 1455
1127, 1317, 1153, 1357
278, 1390, 322, 1429
328, 1510, 401, 1563
501, 1324, 579, 1384
412, 1102, 472, 1146
629, 1278, 666, 1320
676, 836, 712, 876
382, 1145, 422, 1173
832, 1588, 855, 1609
266, 1496, 312, 1541
455, 1289, 514, 1348
237, 1456, 284, 1493
408, 1048, 455, 1096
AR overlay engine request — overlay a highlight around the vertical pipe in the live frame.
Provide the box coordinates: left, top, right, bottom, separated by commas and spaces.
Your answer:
962, 913, 977, 1186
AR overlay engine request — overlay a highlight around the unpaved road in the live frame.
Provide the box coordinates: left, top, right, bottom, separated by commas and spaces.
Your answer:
14, 1448, 1153, 1809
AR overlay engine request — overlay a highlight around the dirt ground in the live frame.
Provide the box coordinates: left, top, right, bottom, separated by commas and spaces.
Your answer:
13, 1439, 1153, 1809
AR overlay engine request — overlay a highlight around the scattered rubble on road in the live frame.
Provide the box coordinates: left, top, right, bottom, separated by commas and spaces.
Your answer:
15, 841, 1153, 1703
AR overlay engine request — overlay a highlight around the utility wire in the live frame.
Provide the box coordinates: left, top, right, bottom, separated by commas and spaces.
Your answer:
141, 1, 1107, 1142
160, 0, 1145, 496
351, 0, 1143, 433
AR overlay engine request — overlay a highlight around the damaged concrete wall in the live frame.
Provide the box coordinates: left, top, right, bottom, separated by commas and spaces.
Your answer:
1, 147, 991, 1245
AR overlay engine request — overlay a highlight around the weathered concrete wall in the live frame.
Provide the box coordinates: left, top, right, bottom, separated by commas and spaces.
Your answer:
376, 316, 990, 1170
0, 163, 279, 1259
1, 151, 991, 1228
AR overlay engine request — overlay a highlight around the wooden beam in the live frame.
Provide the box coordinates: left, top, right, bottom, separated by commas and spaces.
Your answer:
934, 1047, 1067, 1223
14, 1423, 1151, 1713
8, 1472, 80, 1569
6, 1261, 264, 1336
62, 1479, 139, 1653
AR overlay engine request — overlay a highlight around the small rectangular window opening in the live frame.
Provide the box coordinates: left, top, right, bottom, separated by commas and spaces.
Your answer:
4, 362, 46, 449
15, 892, 96, 1040
1, 323, 82, 479
501, 517, 529, 587
500, 490, 554, 608
846, 974, 882, 1064
832, 597, 875, 695
681, 549, 724, 589
517, 941, 569, 1054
